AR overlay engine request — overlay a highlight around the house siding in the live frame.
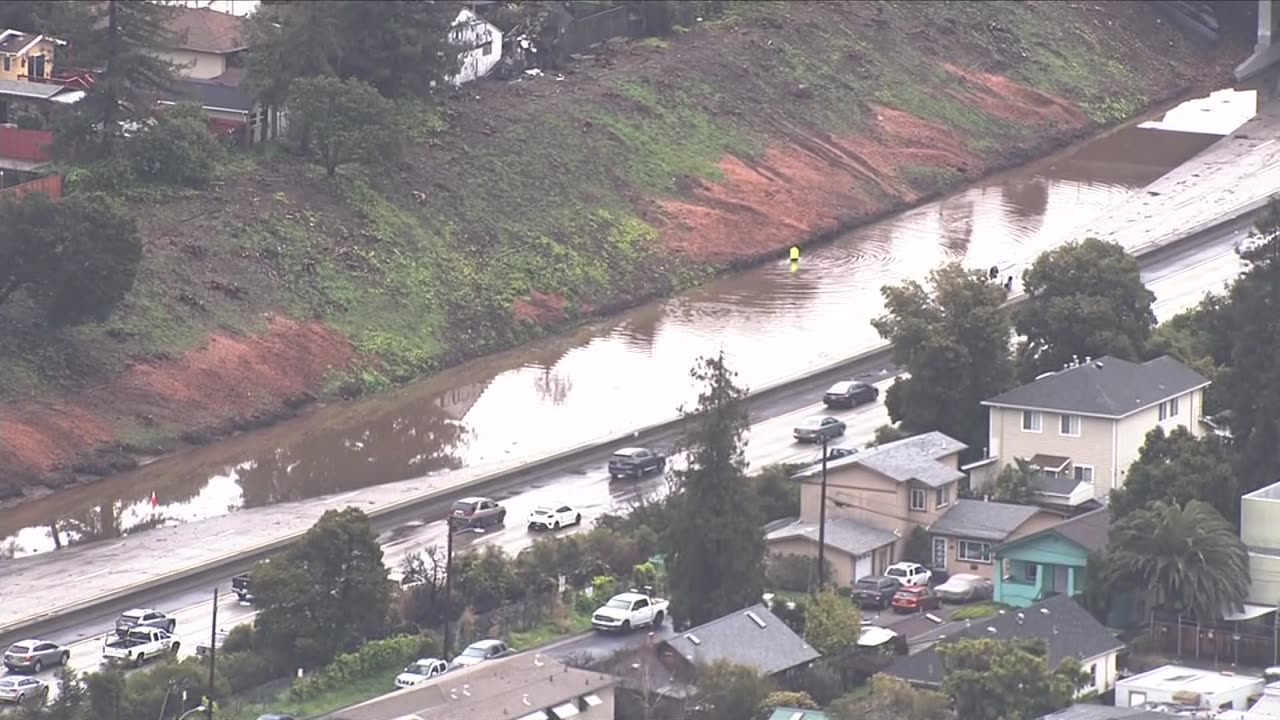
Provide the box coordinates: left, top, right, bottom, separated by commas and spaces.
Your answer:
799, 455, 961, 560
933, 513, 1061, 580
1082, 651, 1120, 695
766, 537, 892, 588
450, 9, 503, 85
160, 48, 227, 79
994, 533, 1091, 607
1114, 388, 1204, 491
989, 407, 1115, 492
0, 37, 59, 82
1242, 492, 1280, 605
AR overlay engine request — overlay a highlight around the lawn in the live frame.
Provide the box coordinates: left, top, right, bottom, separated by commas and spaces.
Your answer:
950, 601, 1014, 621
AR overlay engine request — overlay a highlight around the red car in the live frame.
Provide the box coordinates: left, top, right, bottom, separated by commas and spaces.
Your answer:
891, 586, 942, 614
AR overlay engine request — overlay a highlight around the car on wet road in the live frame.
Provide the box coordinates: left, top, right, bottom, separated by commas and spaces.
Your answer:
3, 640, 69, 673
528, 504, 582, 531
450, 497, 507, 528
608, 447, 666, 479
884, 561, 932, 588
451, 639, 510, 668
891, 585, 942, 614
792, 416, 846, 443
395, 657, 449, 688
0, 676, 48, 704
114, 608, 175, 636
823, 380, 879, 408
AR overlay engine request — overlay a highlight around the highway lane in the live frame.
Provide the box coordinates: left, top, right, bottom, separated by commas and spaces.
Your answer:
5, 223, 1247, 697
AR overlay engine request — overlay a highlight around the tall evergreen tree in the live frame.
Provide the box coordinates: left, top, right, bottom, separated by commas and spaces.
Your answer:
665, 351, 765, 626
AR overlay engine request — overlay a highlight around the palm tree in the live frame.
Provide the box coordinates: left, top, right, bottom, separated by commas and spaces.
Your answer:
1109, 499, 1249, 622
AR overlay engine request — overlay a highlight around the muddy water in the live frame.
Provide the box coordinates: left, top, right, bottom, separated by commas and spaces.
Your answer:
0, 89, 1255, 558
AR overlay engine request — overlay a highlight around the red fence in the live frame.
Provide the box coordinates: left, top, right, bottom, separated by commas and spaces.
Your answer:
0, 174, 63, 202
0, 126, 55, 163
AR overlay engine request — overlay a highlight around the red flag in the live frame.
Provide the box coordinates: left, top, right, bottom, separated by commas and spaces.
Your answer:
150, 491, 158, 507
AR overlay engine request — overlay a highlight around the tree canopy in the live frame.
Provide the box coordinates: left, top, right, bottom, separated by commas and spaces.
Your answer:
803, 588, 861, 655
938, 637, 1089, 720
991, 457, 1036, 504
695, 661, 773, 720
1108, 499, 1249, 621
828, 674, 953, 720
287, 76, 405, 177
873, 262, 1014, 455
1016, 237, 1156, 381
1110, 426, 1239, 522
665, 351, 766, 626
253, 507, 391, 668
0, 191, 141, 326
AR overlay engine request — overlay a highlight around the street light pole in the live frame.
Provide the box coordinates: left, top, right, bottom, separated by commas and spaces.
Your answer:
443, 518, 456, 659
206, 588, 217, 720
816, 434, 829, 591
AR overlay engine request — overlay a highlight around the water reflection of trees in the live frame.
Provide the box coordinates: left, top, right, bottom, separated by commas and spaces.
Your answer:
234, 407, 468, 507
1000, 178, 1050, 223
43, 501, 170, 551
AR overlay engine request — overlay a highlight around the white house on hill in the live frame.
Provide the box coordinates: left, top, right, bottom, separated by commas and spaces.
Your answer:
450, 8, 502, 85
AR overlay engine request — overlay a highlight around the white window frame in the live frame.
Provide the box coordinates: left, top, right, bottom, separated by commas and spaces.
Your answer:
1074, 464, 1094, 484
909, 488, 927, 512
1059, 413, 1081, 437
1022, 410, 1042, 433
935, 484, 950, 509
1159, 397, 1180, 421
957, 540, 992, 563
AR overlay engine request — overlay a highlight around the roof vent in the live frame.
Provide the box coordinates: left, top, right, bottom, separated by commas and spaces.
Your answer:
1040, 607, 1051, 615
746, 611, 767, 629
789, 714, 804, 720
687, 633, 702, 646
1016, 612, 1024, 624
450, 688, 458, 700
986, 627, 998, 634
463, 684, 471, 698
1095, 361, 1104, 369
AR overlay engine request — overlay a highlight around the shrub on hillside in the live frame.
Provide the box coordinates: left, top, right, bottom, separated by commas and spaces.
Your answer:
126, 103, 226, 187
290, 633, 437, 701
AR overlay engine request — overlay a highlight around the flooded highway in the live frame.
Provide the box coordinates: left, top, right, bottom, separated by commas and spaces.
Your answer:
0, 88, 1257, 559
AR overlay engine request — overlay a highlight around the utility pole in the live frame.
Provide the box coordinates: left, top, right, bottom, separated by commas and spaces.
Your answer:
816, 434, 829, 591
443, 519, 455, 659
206, 588, 217, 720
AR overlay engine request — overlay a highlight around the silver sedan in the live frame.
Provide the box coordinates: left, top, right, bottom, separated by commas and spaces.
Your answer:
935, 573, 994, 603
3, 639, 69, 673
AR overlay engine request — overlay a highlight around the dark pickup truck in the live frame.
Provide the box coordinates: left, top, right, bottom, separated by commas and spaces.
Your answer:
608, 447, 666, 479
232, 573, 254, 603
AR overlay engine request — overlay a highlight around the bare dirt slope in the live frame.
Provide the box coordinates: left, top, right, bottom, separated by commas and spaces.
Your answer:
0, 0, 1241, 502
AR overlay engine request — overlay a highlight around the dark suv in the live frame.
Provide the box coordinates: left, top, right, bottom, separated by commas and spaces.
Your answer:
450, 497, 506, 528
851, 575, 901, 610
823, 381, 879, 408
608, 447, 666, 479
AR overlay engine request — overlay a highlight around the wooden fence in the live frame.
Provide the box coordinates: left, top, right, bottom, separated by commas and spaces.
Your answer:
0, 174, 63, 202
0, 126, 54, 163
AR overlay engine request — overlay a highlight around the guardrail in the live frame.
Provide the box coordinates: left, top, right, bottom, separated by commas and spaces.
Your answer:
0, 191, 1273, 648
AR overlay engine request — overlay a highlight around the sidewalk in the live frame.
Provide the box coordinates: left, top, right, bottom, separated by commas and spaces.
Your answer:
5, 99, 1280, 639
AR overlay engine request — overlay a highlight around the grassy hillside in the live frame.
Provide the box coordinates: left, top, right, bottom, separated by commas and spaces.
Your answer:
0, 0, 1234, 497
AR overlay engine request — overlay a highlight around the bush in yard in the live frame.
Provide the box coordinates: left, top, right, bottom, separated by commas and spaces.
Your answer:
765, 553, 828, 592
200, 650, 274, 695
126, 102, 226, 187
290, 633, 438, 701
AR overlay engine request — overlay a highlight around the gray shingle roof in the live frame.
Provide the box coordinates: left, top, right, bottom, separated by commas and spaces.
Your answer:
983, 355, 1208, 418
163, 76, 254, 112
886, 594, 1123, 688
1031, 472, 1086, 496
1038, 705, 1175, 720
999, 506, 1112, 555
662, 603, 820, 676
928, 499, 1045, 541
766, 517, 898, 556
796, 431, 966, 488
0, 77, 68, 100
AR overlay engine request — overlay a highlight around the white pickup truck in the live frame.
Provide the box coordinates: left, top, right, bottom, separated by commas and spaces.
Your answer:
102, 627, 179, 667
591, 591, 669, 632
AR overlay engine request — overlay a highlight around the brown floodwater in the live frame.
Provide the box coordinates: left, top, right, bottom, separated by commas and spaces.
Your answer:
0, 88, 1257, 558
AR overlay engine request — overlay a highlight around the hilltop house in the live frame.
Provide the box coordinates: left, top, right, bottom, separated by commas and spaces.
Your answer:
0, 29, 79, 171
450, 7, 503, 85
157, 5, 248, 80
973, 355, 1210, 505
0, 29, 63, 82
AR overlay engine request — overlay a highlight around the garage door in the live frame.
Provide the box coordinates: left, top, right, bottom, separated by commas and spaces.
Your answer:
855, 553, 872, 581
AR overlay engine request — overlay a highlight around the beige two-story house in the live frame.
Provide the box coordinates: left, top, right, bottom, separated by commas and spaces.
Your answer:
159, 6, 248, 80
0, 29, 63, 82
982, 355, 1209, 502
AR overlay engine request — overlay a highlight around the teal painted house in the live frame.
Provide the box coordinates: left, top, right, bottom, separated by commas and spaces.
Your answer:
994, 507, 1110, 607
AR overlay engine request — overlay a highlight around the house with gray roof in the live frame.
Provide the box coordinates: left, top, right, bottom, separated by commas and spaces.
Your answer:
926, 498, 1061, 581
660, 603, 819, 679
994, 506, 1111, 608
772, 432, 967, 586
1038, 704, 1176, 720
979, 355, 1209, 503
886, 593, 1125, 697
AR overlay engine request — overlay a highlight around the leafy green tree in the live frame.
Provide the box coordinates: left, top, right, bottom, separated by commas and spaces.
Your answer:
35, 666, 85, 720
1016, 238, 1156, 381
938, 637, 1089, 720
1110, 499, 1249, 620
82, 667, 126, 720
828, 674, 953, 720
902, 526, 931, 565
245, 0, 460, 102
453, 545, 523, 613
803, 589, 860, 655
695, 660, 774, 720
873, 263, 1014, 456
0, 192, 141, 326
59, 1, 180, 154
754, 463, 801, 522
754, 690, 817, 720
1146, 293, 1234, 387
991, 458, 1035, 504
868, 423, 908, 447
287, 76, 405, 177
0, 0, 94, 37
254, 507, 391, 668
665, 351, 765, 626
1110, 427, 1239, 522
126, 103, 226, 188
116, 661, 228, 720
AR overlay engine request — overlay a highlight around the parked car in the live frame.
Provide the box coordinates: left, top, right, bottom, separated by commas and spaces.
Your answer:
232, 573, 255, 603
395, 658, 449, 688
3, 640, 69, 674
528, 504, 582, 531
102, 627, 179, 667
449, 497, 506, 528
793, 416, 847, 443
891, 585, 943, 614
114, 608, 175, 636
607, 447, 667, 479
850, 576, 901, 610
591, 591, 669, 632
884, 561, 932, 587
0, 676, 48, 705
450, 639, 510, 668
196, 630, 228, 657
256, 715, 297, 720
823, 381, 879, 408
935, 573, 994, 603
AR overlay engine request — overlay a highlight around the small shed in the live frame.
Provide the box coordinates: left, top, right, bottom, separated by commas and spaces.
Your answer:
1115, 664, 1264, 713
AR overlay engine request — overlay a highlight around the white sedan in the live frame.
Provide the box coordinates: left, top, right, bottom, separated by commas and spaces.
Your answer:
527, 504, 582, 531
